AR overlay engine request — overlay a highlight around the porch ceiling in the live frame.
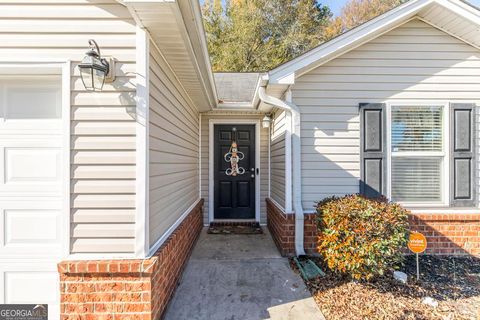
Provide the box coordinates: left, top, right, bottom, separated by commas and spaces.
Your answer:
119, 0, 217, 112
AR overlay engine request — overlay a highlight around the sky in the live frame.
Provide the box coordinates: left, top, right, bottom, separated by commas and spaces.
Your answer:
322, 0, 480, 16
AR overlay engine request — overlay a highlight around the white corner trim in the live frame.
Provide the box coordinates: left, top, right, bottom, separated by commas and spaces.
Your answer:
135, 26, 150, 259
284, 111, 293, 212
62, 61, 71, 258
199, 113, 202, 198
148, 198, 202, 257
208, 119, 261, 223
268, 120, 271, 199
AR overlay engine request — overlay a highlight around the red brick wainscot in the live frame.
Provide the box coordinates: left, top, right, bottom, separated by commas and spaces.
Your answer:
409, 212, 480, 256
266, 198, 480, 257
266, 198, 317, 256
58, 199, 204, 320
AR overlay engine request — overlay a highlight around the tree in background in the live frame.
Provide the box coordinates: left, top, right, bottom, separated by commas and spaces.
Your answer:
202, 0, 331, 71
202, 0, 409, 72
324, 0, 409, 40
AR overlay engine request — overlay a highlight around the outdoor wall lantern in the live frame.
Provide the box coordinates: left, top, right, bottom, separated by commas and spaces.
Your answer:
78, 39, 115, 91
262, 114, 272, 128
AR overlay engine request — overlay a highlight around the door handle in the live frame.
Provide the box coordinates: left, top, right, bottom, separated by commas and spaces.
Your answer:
251, 174, 255, 179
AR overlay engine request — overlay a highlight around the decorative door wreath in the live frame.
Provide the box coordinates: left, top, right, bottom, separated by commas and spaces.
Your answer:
224, 128, 245, 176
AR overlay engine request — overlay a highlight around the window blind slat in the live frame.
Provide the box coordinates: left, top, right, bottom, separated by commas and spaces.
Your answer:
391, 106, 443, 152
391, 157, 442, 202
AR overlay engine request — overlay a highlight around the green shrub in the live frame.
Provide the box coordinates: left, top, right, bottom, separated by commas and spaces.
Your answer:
316, 194, 409, 280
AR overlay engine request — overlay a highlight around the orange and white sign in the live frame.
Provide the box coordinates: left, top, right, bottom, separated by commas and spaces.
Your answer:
408, 232, 427, 254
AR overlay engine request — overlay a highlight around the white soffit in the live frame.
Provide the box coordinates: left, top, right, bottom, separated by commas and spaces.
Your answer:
119, 0, 217, 111
268, 0, 480, 84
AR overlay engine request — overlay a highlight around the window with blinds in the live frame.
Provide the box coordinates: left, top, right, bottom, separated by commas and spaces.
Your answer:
391, 106, 443, 152
390, 106, 444, 203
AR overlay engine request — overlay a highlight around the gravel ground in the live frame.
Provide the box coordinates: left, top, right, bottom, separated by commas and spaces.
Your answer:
291, 255, 480, 320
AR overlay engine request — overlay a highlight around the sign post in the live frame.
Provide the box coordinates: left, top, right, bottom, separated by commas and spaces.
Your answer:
407, 232, 427, 281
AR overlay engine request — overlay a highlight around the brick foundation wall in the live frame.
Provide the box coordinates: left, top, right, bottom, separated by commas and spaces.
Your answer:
409, 213, 480, 256
58, 199, 204, 320
266, 198, 317, 256
266, 198, 480, 257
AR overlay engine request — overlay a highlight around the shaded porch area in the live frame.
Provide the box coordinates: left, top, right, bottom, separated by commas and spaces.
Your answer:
164, 228, 324, 320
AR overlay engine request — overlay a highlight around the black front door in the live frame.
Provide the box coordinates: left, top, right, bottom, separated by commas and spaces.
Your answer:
214, 124, 256, 219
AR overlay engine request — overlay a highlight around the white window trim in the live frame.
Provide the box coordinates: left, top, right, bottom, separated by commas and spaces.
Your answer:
208, 119, 261, 224
386, 101, 450, 207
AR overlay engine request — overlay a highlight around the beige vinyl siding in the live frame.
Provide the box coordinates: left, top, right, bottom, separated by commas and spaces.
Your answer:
0, 1, 138, 254
200, 111, 269, 225
270, 108, 288, 210
292, 19, 480, 210
148, 41, 200, 248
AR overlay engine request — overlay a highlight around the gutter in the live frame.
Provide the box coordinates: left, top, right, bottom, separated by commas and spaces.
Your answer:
258, 86, 306, 256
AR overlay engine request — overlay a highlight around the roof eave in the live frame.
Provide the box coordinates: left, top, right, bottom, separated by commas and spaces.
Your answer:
176, 0, 218, 109
268, 0, 436, 84
117, 0, 217, 111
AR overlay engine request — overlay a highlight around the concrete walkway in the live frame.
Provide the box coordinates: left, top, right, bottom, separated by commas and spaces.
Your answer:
164, 228, 324, 320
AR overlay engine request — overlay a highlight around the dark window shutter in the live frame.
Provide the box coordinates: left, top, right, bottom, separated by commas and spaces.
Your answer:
360, 103, 386, 198
450, 103, 476, 207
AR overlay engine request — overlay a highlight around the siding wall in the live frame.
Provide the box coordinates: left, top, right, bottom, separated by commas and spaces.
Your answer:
292, 19, 480, 210
200, 111, 269, 225
270, 108, 288, 210
148, 41, 200, 248
0, 1, 138, 254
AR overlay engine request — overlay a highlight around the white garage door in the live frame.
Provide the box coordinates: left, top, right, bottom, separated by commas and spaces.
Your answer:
0, 76, 66, 320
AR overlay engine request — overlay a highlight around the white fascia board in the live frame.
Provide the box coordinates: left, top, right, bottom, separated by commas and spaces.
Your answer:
268, 0, 434, 84
117, 0, 175, 4
174, 0, 218, 110
435, 0, 480, 23
187, 0, 218, 106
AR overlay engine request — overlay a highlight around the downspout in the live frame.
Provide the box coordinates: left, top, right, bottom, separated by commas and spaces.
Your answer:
258, 86, 306, 256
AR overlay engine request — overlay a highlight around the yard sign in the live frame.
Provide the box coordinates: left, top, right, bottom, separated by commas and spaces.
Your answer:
408, 232, 427, 280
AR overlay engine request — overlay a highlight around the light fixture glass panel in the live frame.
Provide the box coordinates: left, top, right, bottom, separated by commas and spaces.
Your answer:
80, 67, 94, 91
93, 68, 105, 91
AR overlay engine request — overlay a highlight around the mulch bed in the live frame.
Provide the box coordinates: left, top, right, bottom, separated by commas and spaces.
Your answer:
290, 255, 480, 320
207, 223, 263, 234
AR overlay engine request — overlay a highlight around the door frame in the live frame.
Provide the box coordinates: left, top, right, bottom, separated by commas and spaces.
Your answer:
208, 119, 261, 223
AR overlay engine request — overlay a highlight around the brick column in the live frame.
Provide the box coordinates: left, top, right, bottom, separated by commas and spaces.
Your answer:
58, 199, 204, 320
